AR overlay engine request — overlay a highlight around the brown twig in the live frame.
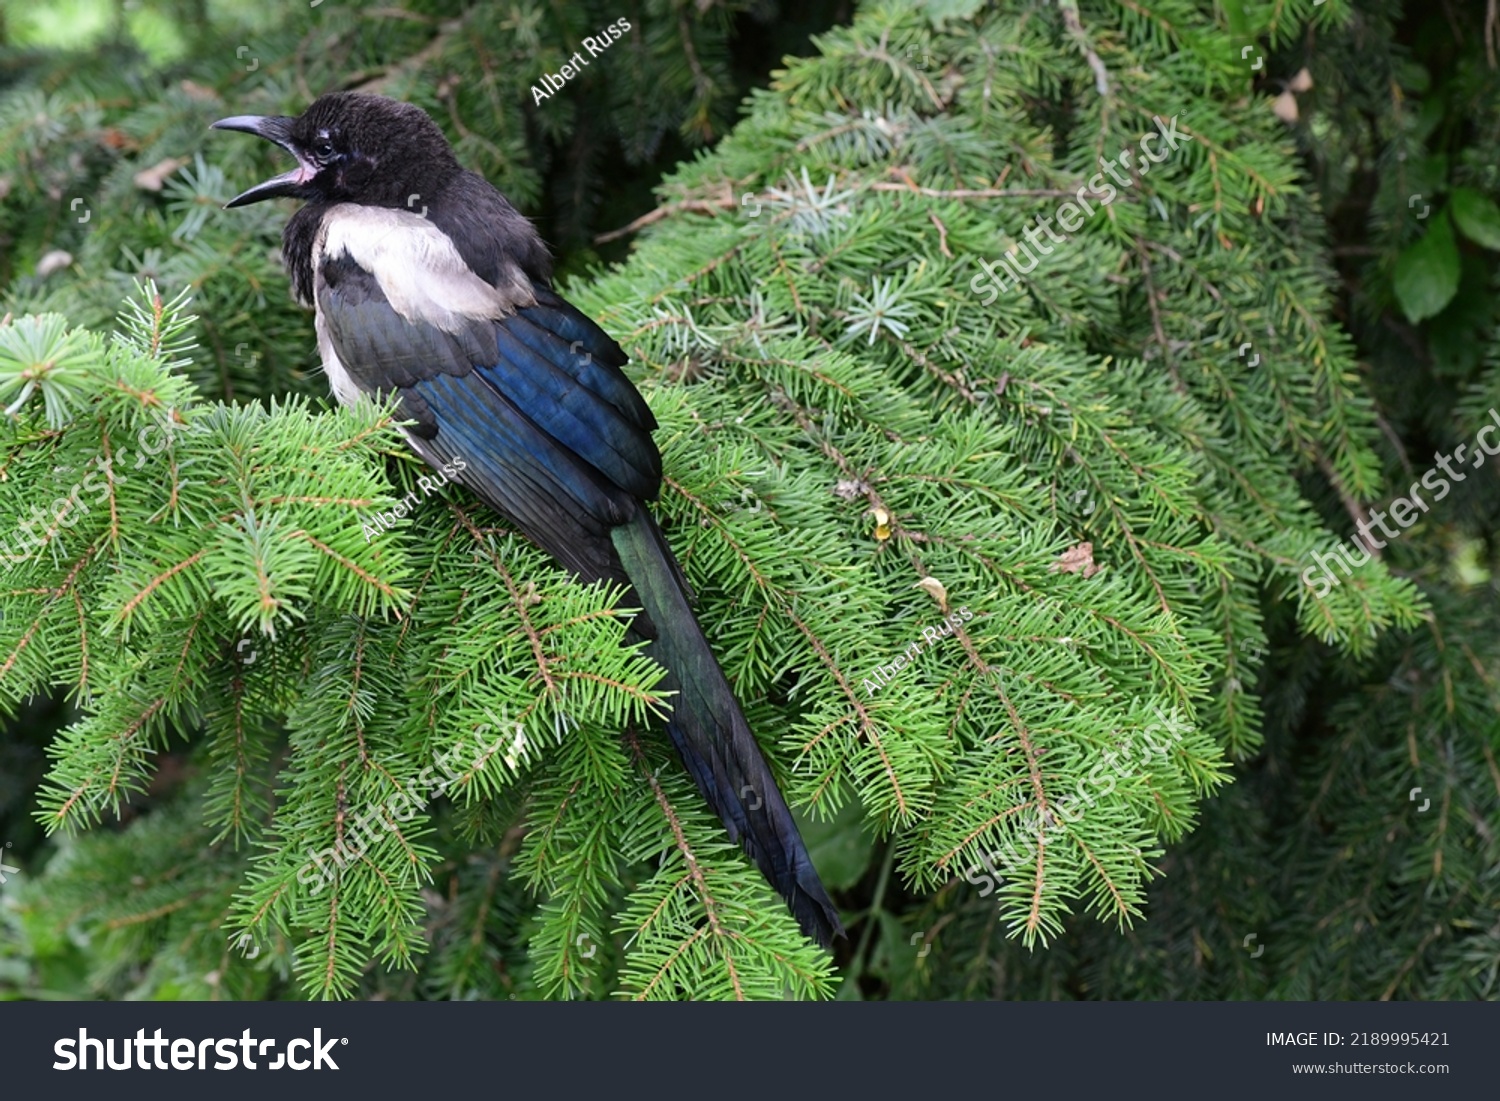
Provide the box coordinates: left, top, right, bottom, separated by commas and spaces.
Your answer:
1058, 0, 1110, 96
928, 211, 952, 258
1314, 452, 1376, 557
594, 187, 738, 244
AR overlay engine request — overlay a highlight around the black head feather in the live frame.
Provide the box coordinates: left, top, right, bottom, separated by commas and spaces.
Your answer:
216, 92, 553, 303
286, 92, 462, 208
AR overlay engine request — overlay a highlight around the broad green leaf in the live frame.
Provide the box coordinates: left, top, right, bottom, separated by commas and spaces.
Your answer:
1393, 211, 1460, 322
799, 797, 875, 891
1449, 187, 1500, 250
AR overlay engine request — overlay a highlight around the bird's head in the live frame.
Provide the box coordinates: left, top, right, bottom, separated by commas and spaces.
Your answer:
212, 92, 460, 210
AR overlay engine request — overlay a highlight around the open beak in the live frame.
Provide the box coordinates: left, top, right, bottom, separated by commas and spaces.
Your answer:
211, 115, 315, 208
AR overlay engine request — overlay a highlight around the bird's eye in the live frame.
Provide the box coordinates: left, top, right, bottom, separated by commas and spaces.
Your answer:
313, 139, 336, 160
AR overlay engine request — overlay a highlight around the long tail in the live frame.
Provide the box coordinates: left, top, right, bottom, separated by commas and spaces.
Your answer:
612, 509, 844, 948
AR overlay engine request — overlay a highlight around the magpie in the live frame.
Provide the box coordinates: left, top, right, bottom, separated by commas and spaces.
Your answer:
213, 92, 844, 948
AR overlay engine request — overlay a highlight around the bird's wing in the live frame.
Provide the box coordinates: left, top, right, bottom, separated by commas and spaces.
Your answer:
311, 209, 661, 587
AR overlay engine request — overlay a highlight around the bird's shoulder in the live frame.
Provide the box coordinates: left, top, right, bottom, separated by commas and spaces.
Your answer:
313, 202, 533, 331
285, 171, 552, 309
428, 171, 554, 289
